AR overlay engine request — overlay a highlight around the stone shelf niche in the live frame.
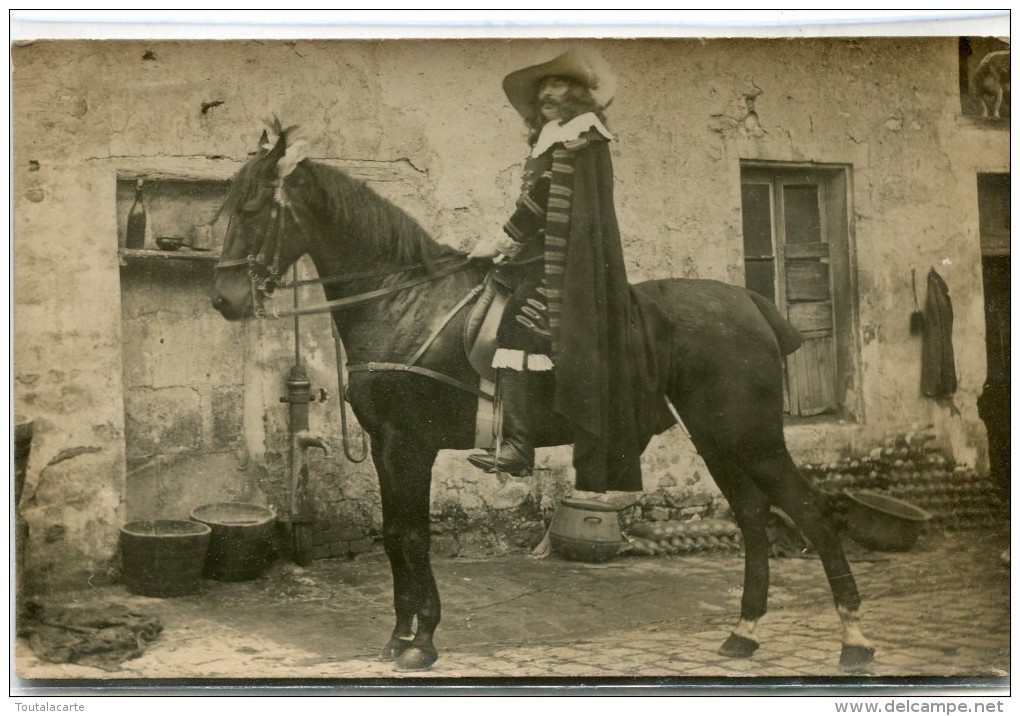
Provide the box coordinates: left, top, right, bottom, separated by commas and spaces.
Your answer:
117, 169, 257, 522
119, 248, 221, 264
115, 173, 231, 254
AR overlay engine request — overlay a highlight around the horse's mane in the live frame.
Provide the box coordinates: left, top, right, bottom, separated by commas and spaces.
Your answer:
301, 161, 462, 268
218, 147, 463, 270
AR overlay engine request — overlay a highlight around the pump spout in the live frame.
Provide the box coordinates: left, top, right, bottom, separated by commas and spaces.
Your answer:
295, 430, 332, 459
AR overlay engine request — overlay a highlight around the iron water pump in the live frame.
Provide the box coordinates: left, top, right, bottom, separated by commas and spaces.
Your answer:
280, 350, 330, 566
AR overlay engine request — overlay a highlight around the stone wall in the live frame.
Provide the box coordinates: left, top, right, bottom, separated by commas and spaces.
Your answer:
12, 38, 1007, 589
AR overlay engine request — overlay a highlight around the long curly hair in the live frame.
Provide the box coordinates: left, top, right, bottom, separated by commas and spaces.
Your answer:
525, 76, 609, 146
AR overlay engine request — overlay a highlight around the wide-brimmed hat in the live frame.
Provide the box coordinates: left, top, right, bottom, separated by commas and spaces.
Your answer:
503, 48, 617, 118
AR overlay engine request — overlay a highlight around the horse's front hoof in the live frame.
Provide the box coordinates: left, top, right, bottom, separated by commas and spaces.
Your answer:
395, 646, 438, 672
380, 637, 413, 662
719, 633, 760, 658
840, 644, 876, 670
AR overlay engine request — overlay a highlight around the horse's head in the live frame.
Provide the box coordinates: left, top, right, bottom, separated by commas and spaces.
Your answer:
212, 122, 315, 320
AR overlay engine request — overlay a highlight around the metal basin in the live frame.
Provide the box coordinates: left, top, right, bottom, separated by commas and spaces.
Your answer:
844, 490, 932, 552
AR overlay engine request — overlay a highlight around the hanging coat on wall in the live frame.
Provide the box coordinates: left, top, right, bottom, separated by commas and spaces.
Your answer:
921, 268, 958, 398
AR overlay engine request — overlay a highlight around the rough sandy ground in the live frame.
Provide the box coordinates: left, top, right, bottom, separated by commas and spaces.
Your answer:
14, 527, 1010, 690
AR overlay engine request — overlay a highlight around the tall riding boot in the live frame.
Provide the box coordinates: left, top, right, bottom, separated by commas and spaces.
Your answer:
468, 369, 537, 476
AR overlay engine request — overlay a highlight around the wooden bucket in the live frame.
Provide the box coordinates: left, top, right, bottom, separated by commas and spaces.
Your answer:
190, 503, 276, 581
120, 520, 211, 597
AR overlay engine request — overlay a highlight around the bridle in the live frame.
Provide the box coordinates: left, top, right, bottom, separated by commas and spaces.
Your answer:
213, 179, 294, 318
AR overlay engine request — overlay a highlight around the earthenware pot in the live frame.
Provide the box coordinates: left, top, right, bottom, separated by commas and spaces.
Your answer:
549, 498, 626, 563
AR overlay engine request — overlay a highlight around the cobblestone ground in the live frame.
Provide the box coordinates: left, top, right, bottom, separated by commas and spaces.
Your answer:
14, 527, 1010, 690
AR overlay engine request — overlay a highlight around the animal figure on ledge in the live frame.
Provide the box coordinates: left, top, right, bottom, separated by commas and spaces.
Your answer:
973, 49, 1010, 119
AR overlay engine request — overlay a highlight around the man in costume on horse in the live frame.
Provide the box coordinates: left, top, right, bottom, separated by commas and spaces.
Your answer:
467, 48, 649, 493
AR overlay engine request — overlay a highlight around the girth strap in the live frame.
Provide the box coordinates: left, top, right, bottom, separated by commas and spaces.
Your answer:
347, 362, 492, 400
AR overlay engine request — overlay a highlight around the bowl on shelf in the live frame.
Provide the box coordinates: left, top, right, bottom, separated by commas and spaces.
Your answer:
155, 236, 185, 251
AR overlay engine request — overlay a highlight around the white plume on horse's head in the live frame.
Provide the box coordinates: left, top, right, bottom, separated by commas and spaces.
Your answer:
259, 115, 308, 177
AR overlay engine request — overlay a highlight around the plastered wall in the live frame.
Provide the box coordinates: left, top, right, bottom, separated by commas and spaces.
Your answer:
13, 38, 1007, 590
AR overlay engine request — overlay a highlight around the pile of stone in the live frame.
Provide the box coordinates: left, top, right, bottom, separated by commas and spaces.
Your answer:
801, 428, 1004, 530
624, 518, 742, 556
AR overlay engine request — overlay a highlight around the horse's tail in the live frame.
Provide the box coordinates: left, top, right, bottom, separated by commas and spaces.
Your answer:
746, 290, 803, 356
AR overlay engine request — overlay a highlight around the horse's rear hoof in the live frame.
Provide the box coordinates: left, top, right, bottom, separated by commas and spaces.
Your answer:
840, 644, 876, 670
395, 646, 438, 672
380, 637, 413, 662
719, 633, 759, 658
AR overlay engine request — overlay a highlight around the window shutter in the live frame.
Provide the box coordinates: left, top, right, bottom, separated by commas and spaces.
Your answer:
780, 182, 837, 416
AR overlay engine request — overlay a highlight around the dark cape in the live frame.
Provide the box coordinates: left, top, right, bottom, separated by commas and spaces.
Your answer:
553, 139, 650, 492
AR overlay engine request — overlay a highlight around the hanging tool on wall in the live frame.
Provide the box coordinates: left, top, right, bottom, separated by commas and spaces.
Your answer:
280, 263, 331, 566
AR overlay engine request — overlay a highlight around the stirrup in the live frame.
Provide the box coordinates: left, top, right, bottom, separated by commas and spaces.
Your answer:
467, 452, 533, 477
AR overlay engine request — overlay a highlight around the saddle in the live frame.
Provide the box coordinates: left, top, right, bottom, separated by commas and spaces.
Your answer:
463, 273, 512, 385
460, 273, 512, 448
461, 272, 677, 450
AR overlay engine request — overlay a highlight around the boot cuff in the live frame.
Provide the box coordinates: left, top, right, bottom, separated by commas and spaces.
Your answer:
492, 349, 555, 371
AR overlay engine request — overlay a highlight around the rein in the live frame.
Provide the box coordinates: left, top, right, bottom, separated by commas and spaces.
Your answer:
267, 258, 472, 319
275, 255, 466, 290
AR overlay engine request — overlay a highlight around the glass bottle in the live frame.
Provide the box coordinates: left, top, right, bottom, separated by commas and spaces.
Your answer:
125, 179, 147, 249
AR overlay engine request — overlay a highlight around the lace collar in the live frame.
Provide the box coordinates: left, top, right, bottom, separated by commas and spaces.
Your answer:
531, 112, 614, 158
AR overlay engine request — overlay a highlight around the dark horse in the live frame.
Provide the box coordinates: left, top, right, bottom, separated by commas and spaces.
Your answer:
212, 128, 874, 672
